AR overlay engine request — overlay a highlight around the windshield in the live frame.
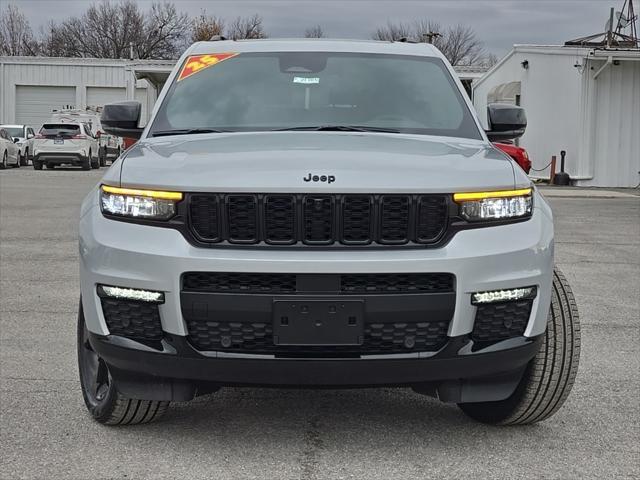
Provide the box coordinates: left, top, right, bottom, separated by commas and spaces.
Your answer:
4, 127, 23, 137
150, 52, 481, 140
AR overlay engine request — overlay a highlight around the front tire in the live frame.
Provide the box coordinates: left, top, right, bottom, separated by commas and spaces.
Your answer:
77, 301, 169, 425
19, 149, 28, 166
458, 268, 580, 425
1, 151, 6, 169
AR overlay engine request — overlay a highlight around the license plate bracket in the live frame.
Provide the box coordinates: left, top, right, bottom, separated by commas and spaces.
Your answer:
273, 299, 364, 346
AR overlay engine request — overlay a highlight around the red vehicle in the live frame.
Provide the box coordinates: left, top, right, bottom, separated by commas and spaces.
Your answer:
494, 142, 531, 174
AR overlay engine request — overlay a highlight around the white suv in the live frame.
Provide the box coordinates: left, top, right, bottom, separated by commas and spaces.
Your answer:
78, 40, 580, 426
33, 122, 100, 170
0, 124, 35, 166
50, 109, 123, 166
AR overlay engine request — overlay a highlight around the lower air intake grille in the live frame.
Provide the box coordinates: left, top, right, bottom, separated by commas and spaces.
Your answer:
472, 300, 533, 343
101, 298, 163, 346
340, 273, 454, 294
186, 320, 449, 355
182, 272, 454, 295
183, 272, 297, 294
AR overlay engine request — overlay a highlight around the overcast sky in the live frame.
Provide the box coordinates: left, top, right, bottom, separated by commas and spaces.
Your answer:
14, 0, 617, 56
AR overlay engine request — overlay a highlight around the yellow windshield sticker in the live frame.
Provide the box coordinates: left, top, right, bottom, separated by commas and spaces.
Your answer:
177, 53, 239, 81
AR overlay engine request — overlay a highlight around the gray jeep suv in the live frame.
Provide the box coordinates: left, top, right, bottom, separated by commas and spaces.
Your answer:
78, 39, 580, 426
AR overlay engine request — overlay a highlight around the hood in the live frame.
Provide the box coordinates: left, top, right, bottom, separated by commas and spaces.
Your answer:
117, 132, 517, 193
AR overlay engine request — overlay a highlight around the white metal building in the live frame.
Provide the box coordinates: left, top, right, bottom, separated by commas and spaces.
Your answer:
473, 45, 640, 187
0, 57, 175, 130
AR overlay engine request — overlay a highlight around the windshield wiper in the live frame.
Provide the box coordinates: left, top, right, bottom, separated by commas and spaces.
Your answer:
274, 125, 400, 133
151, 128, 230, 137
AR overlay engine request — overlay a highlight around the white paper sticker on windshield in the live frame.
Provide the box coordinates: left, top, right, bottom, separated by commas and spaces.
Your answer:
293, 77, 320, 84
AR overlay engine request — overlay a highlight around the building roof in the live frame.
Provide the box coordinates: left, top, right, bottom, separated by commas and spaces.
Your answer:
473, 44, 640, 89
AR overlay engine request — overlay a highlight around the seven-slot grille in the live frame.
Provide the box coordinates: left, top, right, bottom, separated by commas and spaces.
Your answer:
187, 194, 448, 246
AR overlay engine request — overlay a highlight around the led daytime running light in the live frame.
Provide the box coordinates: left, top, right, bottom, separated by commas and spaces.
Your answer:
453, 188, 532, 202
101, 185, 183, 201
472, 286, 536, 305
99, 285, 165, 303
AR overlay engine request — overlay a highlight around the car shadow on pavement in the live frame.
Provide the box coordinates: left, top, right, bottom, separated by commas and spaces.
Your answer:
136, 387, 544, 446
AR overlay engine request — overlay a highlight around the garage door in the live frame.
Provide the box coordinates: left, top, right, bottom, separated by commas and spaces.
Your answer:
86, 87, 126, 109
15, 86, 76, 130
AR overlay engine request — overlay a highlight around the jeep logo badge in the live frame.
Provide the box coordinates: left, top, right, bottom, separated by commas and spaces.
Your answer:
303, 173, 335, 184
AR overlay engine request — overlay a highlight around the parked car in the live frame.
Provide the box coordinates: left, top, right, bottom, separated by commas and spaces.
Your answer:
50, 108, 123, 166
0, 124, 35, 166
494, 142, 532, 174
79, 39, 580, 426
33, 122, 100, 170
0, 128, 20, 169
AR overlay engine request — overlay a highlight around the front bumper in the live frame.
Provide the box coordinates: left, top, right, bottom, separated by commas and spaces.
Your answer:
79, 189, 553, 393
89, 330, 543, 402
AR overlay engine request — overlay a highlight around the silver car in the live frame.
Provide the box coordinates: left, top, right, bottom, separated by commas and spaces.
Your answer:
0, 128, 20, 168
78, 39, 580, 426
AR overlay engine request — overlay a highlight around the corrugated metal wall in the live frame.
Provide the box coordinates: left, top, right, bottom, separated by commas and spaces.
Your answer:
577, 58, 640, 187
474, 47, 640, 188
0, 58, 150, 128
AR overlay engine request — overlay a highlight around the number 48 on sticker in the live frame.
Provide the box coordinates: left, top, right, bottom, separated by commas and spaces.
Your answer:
178, 53, 238, 81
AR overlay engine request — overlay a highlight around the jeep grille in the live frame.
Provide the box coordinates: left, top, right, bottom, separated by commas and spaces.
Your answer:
187, 193, 448, 247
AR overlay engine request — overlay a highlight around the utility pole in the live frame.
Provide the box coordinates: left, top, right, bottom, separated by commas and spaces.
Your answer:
607, 7, 614, 47
422, 32, 441, 44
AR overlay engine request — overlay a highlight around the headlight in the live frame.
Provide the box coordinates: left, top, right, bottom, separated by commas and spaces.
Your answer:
453, 188, 532, 222
100, 185, 182, 220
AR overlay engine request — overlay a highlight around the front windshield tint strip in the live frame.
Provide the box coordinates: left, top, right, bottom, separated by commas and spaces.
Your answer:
149, 52, 481, 140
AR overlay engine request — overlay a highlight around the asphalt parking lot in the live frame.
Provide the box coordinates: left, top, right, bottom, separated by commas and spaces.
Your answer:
1, 167, 638, 480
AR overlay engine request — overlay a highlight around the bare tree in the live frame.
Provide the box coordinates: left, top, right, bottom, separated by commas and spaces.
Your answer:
137, 2, 190, 59
0, 4, 38, 55
372, 20, 412, 41
37, 0, 190, 59
37, 21, 67, 57
191, 10, 225, 42
372, 19, 488, 65
438, 24, 484, 65
480, 52, 499, 67
304, 25, 324, 38
227, 14, 267, 40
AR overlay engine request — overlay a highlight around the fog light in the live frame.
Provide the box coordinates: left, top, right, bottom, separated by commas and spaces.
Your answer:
471, 286, 536, 305
97, 285, 164, 303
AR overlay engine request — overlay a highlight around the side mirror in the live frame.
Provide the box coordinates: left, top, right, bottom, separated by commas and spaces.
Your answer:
13, 137, 20, 143
101, 101, 143, 139
27, 133, 34, 139
485, 103, 527, 142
